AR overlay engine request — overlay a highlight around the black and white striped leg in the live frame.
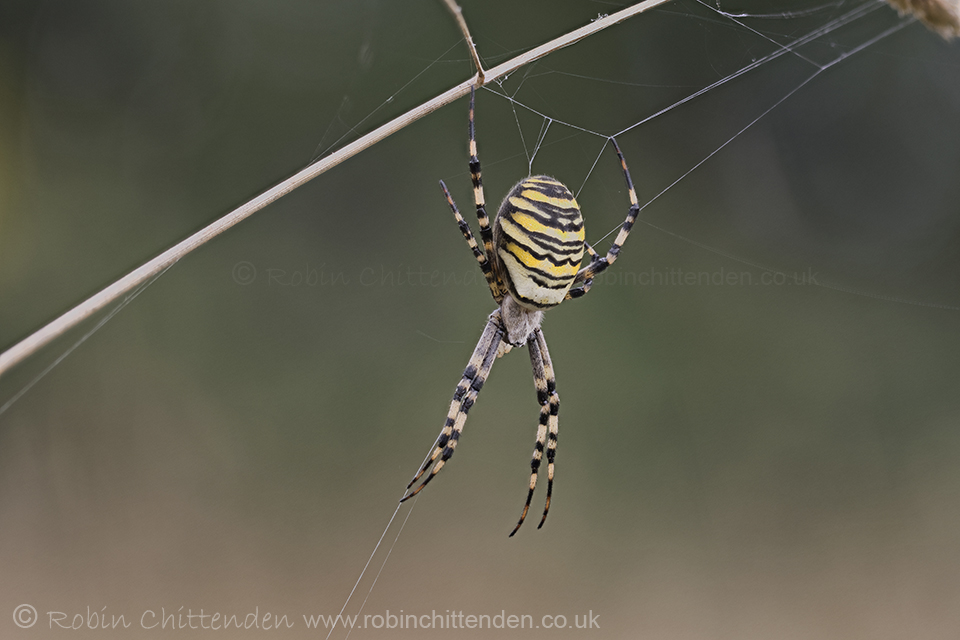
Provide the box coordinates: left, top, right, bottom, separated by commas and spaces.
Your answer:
509, 331, 547, 536
584, 241, 600, 261
402, 311, 505, 501
468, 85, 503, 303
439, 180, 500, 302
509, 327, 559, 535
535, 328, 559, 529
565, 242, 598, 300
566, 137, 640, 300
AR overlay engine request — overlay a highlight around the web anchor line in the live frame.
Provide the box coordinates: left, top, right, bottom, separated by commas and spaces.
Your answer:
323, 428, 443, 640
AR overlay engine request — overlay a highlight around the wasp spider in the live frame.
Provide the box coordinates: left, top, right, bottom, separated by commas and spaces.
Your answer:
401, 86, 639, 536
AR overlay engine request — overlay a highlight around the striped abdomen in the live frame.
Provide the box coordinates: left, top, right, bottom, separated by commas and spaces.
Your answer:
493, 176, 585, 309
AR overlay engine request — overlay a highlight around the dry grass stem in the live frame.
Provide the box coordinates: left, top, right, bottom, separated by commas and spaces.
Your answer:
443, 0, 485, 84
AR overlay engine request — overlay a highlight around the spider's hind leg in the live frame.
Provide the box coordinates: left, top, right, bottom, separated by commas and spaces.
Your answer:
402, 311, 505, 500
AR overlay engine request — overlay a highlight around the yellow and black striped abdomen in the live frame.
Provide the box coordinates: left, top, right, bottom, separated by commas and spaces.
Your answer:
493, 176, 585, 309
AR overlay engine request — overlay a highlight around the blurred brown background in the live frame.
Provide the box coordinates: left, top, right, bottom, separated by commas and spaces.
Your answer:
1, 0, 959, 638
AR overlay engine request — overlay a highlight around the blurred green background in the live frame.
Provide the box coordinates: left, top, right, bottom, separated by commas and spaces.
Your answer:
2, 0, 959, 638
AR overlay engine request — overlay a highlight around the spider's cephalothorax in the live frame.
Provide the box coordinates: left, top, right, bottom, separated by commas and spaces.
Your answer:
401, 86, 639, 536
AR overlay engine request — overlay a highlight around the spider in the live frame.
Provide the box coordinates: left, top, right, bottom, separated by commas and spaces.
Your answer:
400, 86, 639, 536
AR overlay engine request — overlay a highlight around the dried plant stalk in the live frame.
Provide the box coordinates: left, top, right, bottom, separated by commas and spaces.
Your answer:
443, 0, 485, 84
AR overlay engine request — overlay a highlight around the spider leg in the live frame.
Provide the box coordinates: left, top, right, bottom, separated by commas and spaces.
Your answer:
535, 328, 559, 529
565, 138, 639, 300
509, 330, 547, 536
439, 180, 500, 301
583, 241, 600, 261
565, 241, 598, 300
509, 327, 559, 536
468, 85, 505, 303
402, 311, 505, 501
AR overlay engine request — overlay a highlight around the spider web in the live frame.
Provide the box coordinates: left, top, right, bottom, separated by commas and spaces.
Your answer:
320, 2, 960, 637
476, 0, 958, 310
